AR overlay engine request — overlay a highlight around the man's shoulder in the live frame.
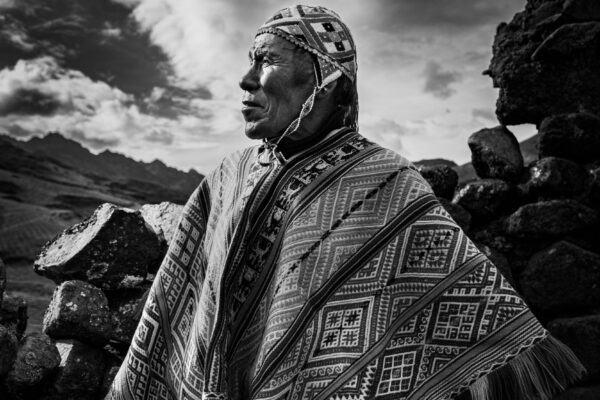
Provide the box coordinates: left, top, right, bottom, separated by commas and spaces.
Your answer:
208, 145, 260, 177
359, 135, 415, 170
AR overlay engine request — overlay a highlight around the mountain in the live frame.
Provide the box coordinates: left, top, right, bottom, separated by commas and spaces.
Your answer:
23, 132, 202, 195
0, 132, 204, 263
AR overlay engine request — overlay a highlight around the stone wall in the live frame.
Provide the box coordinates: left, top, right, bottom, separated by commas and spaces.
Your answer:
0, 202, 183, 400
431, 1, 600, 397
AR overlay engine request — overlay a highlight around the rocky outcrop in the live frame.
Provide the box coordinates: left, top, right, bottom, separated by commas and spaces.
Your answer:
452, 179, 515, 222
520, 157, 586, 199
538, 113, 600, 162
0, 258, 5, 308
520, 241, 600, 313
5, 333, 60, 400
487, 1, 600, 125
43, 280, 111, 346
0, 325, 18, 376
34, 204, 163, 290
44, 340, 106, 400
468, 126, 524, 182
0, 202, 182, 399
140, 202, 183, 247
478, 3, 600, 395
505, 200, 597, 239
416, 164, 458, 199
548, 316, 600, 380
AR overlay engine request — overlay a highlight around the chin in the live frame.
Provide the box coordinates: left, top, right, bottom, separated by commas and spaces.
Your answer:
244, 123, 278, 140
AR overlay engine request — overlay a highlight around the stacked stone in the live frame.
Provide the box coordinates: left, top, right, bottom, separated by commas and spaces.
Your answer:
436, 1, 600, 397
0, 202, 182, 400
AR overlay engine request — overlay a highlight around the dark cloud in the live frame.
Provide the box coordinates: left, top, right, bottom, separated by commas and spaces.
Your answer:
372, 0, 525, 32
472, 108, 496, 121
0, 0, 176, 98
140, 86, 212, 119
144, 129, 174, 145
70, 130, 120, 149
4, 123, 33, 138
0, 88, 62, 116
423, 61, 462, 99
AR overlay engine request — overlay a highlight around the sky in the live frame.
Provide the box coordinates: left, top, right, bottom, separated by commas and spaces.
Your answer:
0, 0, 534, 173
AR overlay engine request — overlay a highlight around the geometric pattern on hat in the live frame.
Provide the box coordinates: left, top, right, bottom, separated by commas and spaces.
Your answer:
256, 5, 357, 88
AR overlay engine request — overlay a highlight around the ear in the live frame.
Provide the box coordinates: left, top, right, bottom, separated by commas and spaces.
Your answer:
316, 79, 338, 100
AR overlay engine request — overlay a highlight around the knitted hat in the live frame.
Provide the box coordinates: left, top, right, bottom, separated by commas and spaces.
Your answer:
256, 5, 357, 88
255, 5, 358, 163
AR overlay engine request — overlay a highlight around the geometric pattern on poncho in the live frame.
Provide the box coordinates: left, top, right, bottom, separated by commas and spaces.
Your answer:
250, 166, 543, 400
107, 133, 549, 400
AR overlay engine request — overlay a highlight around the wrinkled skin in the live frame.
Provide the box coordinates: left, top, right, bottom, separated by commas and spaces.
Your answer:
239, 33, 315, 140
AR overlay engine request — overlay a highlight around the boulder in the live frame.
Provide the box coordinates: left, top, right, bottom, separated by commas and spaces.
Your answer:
5, 333, 60, 400
452, 179, 515, 221
548, 315, 600, 379
505, 199, 597, 239
42, 339, 106, 400
0, 294, 28, 339
538, 113, 600, 162
43, 280, 111, 346
34, 203, 162, 291
562, 0, 600, 20
520, 157, 586, 198
470, 217, 514, 256
553, 386, 600, 400
139, 202, 183, 247
587, 163, 600, 207
0, 325, 18, 376
438, 198, 472, 233
488, 3, 600, 125
0, 257, 5, 307
532, 22, 600, 61
417, 165, 458, 199
520, 241, 600, 313
107, 288, 147, 345
468, 126, 524, 182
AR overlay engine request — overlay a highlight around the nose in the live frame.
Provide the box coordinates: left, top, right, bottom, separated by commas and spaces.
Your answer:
239, 64, 260, 92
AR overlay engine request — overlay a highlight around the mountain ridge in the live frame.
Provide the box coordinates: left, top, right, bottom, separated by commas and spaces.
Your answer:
0, 131, 204, 263
17, 132, 202, 194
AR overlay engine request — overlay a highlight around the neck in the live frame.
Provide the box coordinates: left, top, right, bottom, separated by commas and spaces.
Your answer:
276, 108, 346, 158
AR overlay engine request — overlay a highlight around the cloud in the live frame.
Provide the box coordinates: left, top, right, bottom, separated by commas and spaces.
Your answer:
368, 0, 525, 33
472, 108, 496, 121
110, 0, 142, 7
0, 0, 173, 97
143, 128, 174, 145
360, 114, 413, 151
128, 0, 265, 97
70, 129, 121, 149
0, 57, 133, 116
0, 88, 62, 116
0, 55, 247, 172
423, 61, 463, 99
0, 0, 16, 9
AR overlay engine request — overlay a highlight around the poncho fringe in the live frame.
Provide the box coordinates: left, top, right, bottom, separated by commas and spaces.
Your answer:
465, 335, 585, 400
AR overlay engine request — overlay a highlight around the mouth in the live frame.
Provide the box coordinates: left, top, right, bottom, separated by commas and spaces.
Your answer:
242, 100, 262, 108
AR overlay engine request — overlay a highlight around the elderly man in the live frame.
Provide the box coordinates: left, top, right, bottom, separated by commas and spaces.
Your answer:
108, 6, 584, 400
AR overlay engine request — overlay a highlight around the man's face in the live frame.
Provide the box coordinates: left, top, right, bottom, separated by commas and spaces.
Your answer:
240, 33, 315, 140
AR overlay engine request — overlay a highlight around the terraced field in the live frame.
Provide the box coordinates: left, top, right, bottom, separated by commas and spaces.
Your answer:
0, 199, 75, 262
